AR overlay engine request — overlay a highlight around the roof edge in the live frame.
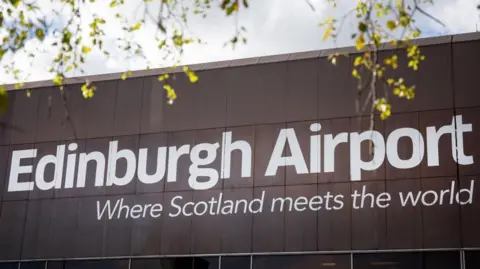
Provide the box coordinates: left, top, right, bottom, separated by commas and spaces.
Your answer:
3, 32, 480, 91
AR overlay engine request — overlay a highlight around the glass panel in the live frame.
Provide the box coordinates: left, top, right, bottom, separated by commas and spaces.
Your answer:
194, 257, 219, 269
46, 261, 65, 269
0, 263, 18, 269
422, 251, 460, 269
221, 256, 250, 269
19, 262, 45, 269
354, 253, 422, 269
131, 258, 194, 269
65, 259, 129, 269
465, 251, 480, 269
253, 254, 350, 269
131, 258, 162, 269
161, 258, 194, 269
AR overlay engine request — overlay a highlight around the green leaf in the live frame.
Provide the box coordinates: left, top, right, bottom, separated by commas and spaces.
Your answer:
9, 0, 21, 8
386, 20, 397, 31
0, 49, 6, 61
130, 23, 141, 31
53, 74, 64, 86
358, 22, 368, 32
82, 46, 92, 53
109, 0, 116, 7
35, 29, 45, 41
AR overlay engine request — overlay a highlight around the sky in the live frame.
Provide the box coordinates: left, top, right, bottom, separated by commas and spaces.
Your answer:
0, 0, 478, 84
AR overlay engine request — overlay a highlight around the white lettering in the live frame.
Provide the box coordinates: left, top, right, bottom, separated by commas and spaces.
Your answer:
8, 149, 36, 192
350, 131, 385, 181
387, 128, 425, 169
266, 128, 308, 176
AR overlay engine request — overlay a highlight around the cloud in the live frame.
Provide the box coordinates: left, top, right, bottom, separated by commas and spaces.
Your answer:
0, 0, 478, 84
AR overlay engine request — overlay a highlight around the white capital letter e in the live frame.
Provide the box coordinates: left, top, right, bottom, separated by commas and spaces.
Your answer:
8, 149, 37, 192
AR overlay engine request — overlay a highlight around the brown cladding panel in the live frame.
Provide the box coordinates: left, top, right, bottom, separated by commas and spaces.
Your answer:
21, 199, 53, 259
421, 177, 461, 248
419, 110, 457, 178
191, 189, 222, 254
10, 89, 40, 145
254, 123, 286, 187
460, 176, 480, 247
285, 59, 318, 122
85, 80, 117, 138
74, 196, 106, 258
222, 126, 255, 189
140, 77, 166, 134
47, 198, 79, 258
135, 133, 167, 194
284, 185, 318, 252
252, 186, 285, 253
113, 78, 143, 136
105, 135, 139, 196
453, 40, 480, 108
0, 146, 9, 200
130, 193, 163, 256
193, 69, 228, 129
35, 87, 64, 143
317, 117, 351, 184
385, 112, 422, 180
317, 56, 357, 119
161, 190, 193, 255
226, 63, 287, 126
329, 213, 344, 257
386, 178, 423, 249
382, 44, 454, 113
220, 187, 253, 253
103, 195, 134, 257
0, 91, 16, 145
285, 121, 318, 185
351, 180, 387, 250
62, 84, 88, 140
456, 107, 479, 176
161, 74, 198, 132
0, 200, 27, 260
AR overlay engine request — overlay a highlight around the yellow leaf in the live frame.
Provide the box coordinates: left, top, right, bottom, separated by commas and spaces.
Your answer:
386, 20, 397, 31
323, 25, 333, 41
354, 56, 362, 67
81, 46, 92, 54
377, 69, 383, 78
355, 35, 365, 50
352, 69, 360, 79
387, 78, 394, 85
121, 72, 127, 80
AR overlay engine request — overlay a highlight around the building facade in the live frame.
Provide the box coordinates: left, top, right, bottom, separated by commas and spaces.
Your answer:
0, 33, 480, 269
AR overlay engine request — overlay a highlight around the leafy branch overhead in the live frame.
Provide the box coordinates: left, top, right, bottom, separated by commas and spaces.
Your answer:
320, 0, 442, 123
0, 0, 444, 122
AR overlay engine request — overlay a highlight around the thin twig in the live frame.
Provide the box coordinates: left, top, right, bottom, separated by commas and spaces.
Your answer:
416, 6, 445, 27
